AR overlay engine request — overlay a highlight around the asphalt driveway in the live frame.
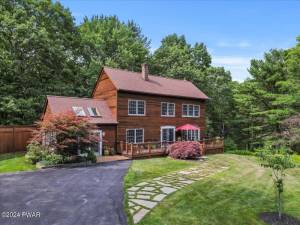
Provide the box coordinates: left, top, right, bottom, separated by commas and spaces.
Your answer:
0, 160, 131, 225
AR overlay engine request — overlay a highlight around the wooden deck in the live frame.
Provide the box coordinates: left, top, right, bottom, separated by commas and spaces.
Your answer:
120, 138, 224, 159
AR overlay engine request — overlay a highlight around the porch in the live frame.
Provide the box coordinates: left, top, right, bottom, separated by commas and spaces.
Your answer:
120, 138, 224, 159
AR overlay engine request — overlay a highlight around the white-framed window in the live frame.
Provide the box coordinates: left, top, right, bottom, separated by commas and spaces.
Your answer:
161, 102, 175, 117
72, 106, 86, 116
126, 128, 144, 143
182, 104, 200, 117
87, 107, 101, 117
160, 126, 176, 142
128, 100, 145, 116
182, 129, 200, 141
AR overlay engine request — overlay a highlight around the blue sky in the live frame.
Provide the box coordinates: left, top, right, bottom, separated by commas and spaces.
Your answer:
59, 0, 300, 81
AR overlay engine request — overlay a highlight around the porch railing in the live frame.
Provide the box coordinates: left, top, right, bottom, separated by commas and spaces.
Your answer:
120, 141, 174, 159
120, 138, 224, 158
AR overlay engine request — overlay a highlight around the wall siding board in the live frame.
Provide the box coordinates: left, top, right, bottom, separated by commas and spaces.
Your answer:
117, 91, 206, 147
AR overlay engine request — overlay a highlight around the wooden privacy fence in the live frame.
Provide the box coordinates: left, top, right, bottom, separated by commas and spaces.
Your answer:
0, 125, 36, 154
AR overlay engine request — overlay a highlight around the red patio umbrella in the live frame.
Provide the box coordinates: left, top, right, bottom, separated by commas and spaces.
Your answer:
176, 124, 200, 131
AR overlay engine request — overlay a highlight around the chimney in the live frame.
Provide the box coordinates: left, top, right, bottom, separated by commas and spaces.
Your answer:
141, 63, 149, 81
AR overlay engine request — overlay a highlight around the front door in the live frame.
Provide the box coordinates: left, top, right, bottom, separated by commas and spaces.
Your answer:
160, 126, 175, 143
93, 130, 103, 156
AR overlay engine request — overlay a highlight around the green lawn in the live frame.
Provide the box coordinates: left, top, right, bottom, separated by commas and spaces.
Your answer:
125, 157, 199, 188
124, 154, 300, 225
0, 152, 36, 173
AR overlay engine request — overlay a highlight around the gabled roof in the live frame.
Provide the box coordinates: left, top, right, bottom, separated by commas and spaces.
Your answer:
93, 67, 209, 100
45, 96, 117, 124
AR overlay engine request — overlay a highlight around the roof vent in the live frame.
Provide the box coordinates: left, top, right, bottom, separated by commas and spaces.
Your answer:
141, 63, 149, 81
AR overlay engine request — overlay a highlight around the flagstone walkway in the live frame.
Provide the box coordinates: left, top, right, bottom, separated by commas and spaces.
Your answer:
127, 162, 229, 224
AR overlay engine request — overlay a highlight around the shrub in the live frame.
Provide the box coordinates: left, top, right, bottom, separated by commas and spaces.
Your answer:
25, 142, 46, 164
168, 141, 202, 159
86, 150, 97, 163
224, 137, 238, 151
43, 152, 63, 165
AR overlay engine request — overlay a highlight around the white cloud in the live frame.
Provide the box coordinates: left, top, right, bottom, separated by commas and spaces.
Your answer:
212, 56, 252, 81
216, 40, 251, 48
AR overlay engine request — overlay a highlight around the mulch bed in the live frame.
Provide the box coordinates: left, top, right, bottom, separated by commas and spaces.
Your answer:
260, 212, 300, 225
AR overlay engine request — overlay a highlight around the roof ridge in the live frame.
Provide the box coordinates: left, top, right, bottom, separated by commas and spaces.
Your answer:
103, 66, 192, 83
47, 95, 104, 101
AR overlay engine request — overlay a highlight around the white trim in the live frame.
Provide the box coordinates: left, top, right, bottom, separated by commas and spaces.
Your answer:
182, 104, 200, 118
126, 128, 144, 144
128, 99, 146, 116
160, 126, 176, 142
161, 102, 176, 117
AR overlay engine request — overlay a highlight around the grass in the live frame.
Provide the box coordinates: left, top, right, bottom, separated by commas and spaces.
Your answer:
125, 154, 300, 225
293, 154, 300, 165
125, 157, 199, 188
0, 152, 36, 173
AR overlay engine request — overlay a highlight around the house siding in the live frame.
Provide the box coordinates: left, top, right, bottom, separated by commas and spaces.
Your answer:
116, 91, 206, 149
92, 72, 118, 120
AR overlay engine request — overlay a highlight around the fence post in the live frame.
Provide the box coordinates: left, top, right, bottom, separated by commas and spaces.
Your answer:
12, 126, 15, 152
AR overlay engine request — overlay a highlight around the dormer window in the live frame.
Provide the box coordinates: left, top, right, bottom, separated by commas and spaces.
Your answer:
72, 106, 86, 116
88, 107, 101, 117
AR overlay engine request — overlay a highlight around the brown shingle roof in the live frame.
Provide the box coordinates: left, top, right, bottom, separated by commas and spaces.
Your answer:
46, 96, 117, 124
98, 67, 208, 100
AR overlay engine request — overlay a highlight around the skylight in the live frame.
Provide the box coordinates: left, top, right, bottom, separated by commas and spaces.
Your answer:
72, 106, 86, 116
87, 107, 101, 117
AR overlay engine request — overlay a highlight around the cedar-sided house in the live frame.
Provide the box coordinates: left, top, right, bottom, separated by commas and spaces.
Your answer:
42, 64, 209, 156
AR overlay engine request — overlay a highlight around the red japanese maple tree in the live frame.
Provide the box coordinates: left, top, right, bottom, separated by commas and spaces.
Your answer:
32, 112, 99, 157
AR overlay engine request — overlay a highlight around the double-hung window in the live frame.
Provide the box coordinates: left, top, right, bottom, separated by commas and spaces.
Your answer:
128, 100, 145, 116
182, 129, 200, 141
126, 129, 144, 143
161, 102, 175, 117
182, 104, 200, 117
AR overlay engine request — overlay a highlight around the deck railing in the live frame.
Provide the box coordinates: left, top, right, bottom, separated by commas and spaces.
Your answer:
120, 141, 174, 159
120, 138, 224, 159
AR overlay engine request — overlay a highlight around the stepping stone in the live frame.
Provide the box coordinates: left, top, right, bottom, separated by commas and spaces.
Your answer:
178, 171, 192, 175
128, 201, 134, 207
161, 187, 177, 194
153, 194, 167, 202
180, 180, 194, 184
153, 177, 162, 181
131, 199, 157, 209
135, 182, 148, 186
137, 191, 156, 196
133, 208, 150, 224
128, 187, 140, 191
130, 208, 135, 214
134, 206, 141, 211
156, 181, 173, 187
136, 195, 151, 200
142, 187, 156, 191
128, 191, 135, 195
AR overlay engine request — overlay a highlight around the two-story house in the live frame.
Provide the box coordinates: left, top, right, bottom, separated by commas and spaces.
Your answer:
42, 64, 208, 156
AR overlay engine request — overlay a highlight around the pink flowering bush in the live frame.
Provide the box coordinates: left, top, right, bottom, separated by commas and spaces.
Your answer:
168, 141, 202, 159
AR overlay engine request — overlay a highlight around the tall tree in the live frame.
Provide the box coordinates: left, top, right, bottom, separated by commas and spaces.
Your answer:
150, 34, 211, 79
234, 49, 299, 149
79, 15, 150, 89
0, 0, 87, 125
